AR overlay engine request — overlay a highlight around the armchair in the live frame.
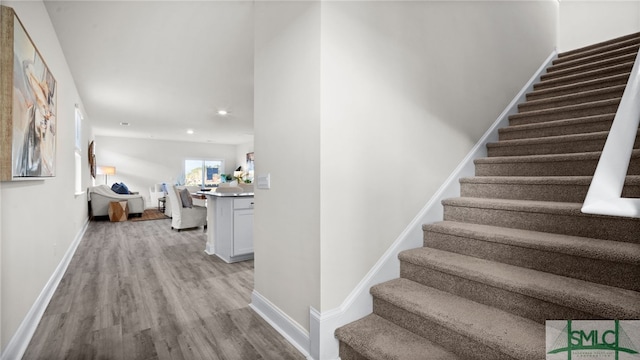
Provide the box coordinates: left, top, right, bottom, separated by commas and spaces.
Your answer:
167, 185, 207, 231
164, 185, 206, 217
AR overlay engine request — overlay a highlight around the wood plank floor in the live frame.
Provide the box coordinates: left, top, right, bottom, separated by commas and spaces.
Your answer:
23, 218, 304, 360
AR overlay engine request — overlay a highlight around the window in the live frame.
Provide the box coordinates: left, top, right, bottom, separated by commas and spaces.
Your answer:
74, 107, 83, 195
75, 105, 82, 151
184, 159, 224, 188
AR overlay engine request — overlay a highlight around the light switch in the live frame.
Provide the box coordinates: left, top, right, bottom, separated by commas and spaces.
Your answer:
257, 173, 270, 189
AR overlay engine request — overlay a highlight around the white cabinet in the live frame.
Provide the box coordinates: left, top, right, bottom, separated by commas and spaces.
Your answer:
204, 194, 254, 263
233, 209, 254, 255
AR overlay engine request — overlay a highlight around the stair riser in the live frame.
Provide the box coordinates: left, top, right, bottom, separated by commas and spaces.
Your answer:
550, 45, 639, 72
498, 119, 613, 140
488, 139, 602, 157
443, 203, 640, 243
487, 134, 640, 157
372, 298, 521, 360
400, 262, 600, 323
542, 55, 637, 81
475, 155, 640, 177
527, 75, 629, 102
534, 63, 633, 91
461, 182, 588, 202
422, 232, 640, 291
509, 102, 619, 126
556, 36, 640, 63
338, 343, 367, 360
519, 87, 624, 112
459, 181, 640, 202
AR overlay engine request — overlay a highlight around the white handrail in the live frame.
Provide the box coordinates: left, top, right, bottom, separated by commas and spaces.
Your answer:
581, 50, 640, 218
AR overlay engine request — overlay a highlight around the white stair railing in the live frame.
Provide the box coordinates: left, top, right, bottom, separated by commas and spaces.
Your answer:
581, 51, 640, 218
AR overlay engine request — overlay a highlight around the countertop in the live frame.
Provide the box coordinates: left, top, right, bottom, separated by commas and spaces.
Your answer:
199, 191, 254, 198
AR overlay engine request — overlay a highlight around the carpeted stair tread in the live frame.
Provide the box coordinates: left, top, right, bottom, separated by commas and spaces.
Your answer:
533, 62, 633, 91
549, 43, 640, 72
442, 197, 640, 243
519, 84, 625, 112
487, 131, 609, 156
487, 130, 640, 157
476, 149, 640, 163
421, 221, 640, 291
460, 175, 640, 186
422, 221, 640, 265
461, 175, 593, 185
398, 248, 640, 319
444, 197, 591, 215
459, 175, 640, 201
498, 114, 615, 140
371, 278, 546, 360
335, 314, 460, 360
491, 130, 611, 146
556, 32, 640, 62
541, 52, 637, 81
475, 149, 640, 177
528, 73, 630, 101
509, 98, 621, 126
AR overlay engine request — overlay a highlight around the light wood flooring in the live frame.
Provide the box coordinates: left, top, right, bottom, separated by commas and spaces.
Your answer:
23, 218, 304, 360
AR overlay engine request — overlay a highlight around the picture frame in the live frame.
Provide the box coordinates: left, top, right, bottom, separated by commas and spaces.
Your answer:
88, 140, 96, 178
1, 5, 58, 181
246, 152, 254, 182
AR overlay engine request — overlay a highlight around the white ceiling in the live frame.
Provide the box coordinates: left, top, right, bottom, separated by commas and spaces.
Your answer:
43, 0, 255, 145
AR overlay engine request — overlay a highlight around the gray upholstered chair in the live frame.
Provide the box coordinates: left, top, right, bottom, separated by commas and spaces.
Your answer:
167, 185, 207, 231
164, 185, 206, 217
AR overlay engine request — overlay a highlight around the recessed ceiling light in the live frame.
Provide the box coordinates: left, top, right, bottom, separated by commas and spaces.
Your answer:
217, 110, 228, 116
186, 129, 194, 135
120, 122, 130, 126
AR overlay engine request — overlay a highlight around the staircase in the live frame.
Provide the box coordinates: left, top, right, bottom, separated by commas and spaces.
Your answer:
335, 33, 640, 360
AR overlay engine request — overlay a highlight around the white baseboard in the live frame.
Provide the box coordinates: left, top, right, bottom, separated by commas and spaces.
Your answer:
204, 242, 215, 255
0, 218, 90, 360
308, 50, 558, 360
249, 290, 313, 359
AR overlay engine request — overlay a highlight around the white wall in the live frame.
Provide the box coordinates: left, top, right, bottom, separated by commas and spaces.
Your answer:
254, 0, 322, 332
318, 0, 557, 312
1, 0, 93, 351
95, 136, 240, 204
253, 0, 557, 336
558, 0, 640, 52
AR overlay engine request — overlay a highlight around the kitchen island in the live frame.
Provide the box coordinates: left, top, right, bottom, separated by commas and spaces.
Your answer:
203, 191, 254, 263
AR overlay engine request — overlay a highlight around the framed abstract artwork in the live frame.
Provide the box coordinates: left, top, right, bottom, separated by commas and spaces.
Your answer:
1, 6, 57, 181
246, 152, 254, 182
88, 140, 96, 178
